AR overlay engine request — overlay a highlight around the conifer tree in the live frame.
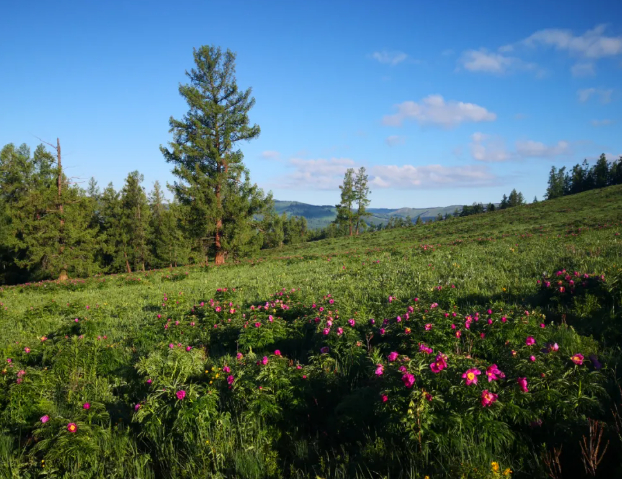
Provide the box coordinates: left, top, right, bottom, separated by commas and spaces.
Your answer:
335, 168, 356, 235
7, 143, 98, 280
161, 45, 268, 265
353, 167, 371, 234
120, 171, 151, 272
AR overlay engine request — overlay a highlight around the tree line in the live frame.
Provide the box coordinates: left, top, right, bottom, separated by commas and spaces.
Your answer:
545, 154, 622, 200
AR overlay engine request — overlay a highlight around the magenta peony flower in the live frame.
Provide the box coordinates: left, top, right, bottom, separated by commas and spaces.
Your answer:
67, 422, 78, 433
135, 404, 141, 411
40, 415, 50, 423
83, 403, 90, 410
462, 368, 481, 386
571, 353, 584, 365
387, 352, 399, 362
261, 356, 269, 365
274, 350, 281, 356
375, 364, 384, 376
419, 343, 433, 355
348, 319, 355, 327
24, 347, 30, 353
381, 394, 388, 402
176, 390, 186, 400
186, 346, 192, 352
517, 377, 529, 393
481, 389, 498, 407
223, 365, 231, 373
430, 353, 448, 373
485, 364, 505, 382
526, 336, 536, 346
227, 375, 234, 385
401, 373, 416, 388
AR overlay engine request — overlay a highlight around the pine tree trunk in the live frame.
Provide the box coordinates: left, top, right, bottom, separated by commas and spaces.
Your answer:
215, 219, 225, 265
124, 251, 131, 273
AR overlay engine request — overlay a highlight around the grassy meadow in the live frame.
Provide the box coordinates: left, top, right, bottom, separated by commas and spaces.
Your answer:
1, 185, 622, 479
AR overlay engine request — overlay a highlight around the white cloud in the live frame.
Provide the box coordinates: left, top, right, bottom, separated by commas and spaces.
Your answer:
591, 119, 614, 126
370, 164, 499, 189
571, 62, 595, 77
385, 135, 406, 146
272, 156, 501, 191
516, 24, 622, 59
515, 140, 571, 158
470, 134, 571, 161
577, 87, 613, 103
459, 48, 537, 74
275, 157, 356, 190
261, 150, 281, 161
371, 50, 408, 65
470, 132, 513, 162
382, 95, 496, 128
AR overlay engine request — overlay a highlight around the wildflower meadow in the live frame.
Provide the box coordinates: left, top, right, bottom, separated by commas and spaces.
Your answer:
1, 185, 622, 479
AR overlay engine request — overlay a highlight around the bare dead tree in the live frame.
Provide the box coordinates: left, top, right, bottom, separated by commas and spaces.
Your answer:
36, 136, 68, 281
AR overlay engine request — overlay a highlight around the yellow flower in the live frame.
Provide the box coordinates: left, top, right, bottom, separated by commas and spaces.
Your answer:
491, 462, 500, 472
502, 287, 507, 292
215, 373, 219, 378
503, 468, 512, 476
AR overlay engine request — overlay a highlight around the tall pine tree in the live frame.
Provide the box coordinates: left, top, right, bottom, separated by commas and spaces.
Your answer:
161, 45, 268, 265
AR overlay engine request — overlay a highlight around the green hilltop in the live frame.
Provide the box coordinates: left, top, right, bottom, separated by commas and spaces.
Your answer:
273, 200, 463, 229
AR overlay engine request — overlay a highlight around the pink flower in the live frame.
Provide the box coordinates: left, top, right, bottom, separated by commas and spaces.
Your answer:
274, 350, 281, 356
525, 336, 536, 346
517, 377, 529, 393
24, 347, 30, 353
430, 353, 448, 373
425, 393, 433, 401
375, 364, 384, 376
176, 390, 186, 400
462, 368, 481, 386
135, 404, 141, 411
169, 343, 174, 349
67, 423, 78, 433
186, 346, 192, 352
254, 322, 261, 328
481, 390, 498, 407
425, 323, 432, 331
571, 353, 584, 365
387, 352, 399, 362
348, 319, 356, 327
320, 346, 330, 354
40, 415, 50, 423
419, 343, 433, 355
261, 356, 269, 365
83, 403, 90, 410
337, 327, 344, 335
237, 352, 243, 359
455, 330, 462, 339
223, 365, 231, 373
530, 355, 536, 362
381, 394, 388, 402
323, 328, 330, 335
227, 375, 234, 385
379, 328, 385, 335
485, 364, 505, 382
401, 373, 416, 388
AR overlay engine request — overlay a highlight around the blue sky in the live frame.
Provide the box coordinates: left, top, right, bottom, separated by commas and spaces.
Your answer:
1, 0, 621, 208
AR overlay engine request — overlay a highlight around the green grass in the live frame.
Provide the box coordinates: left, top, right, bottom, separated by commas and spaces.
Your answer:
1, 185, 621, 479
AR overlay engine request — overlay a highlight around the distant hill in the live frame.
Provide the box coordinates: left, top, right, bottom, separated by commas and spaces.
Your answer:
273, 200, 462, 229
